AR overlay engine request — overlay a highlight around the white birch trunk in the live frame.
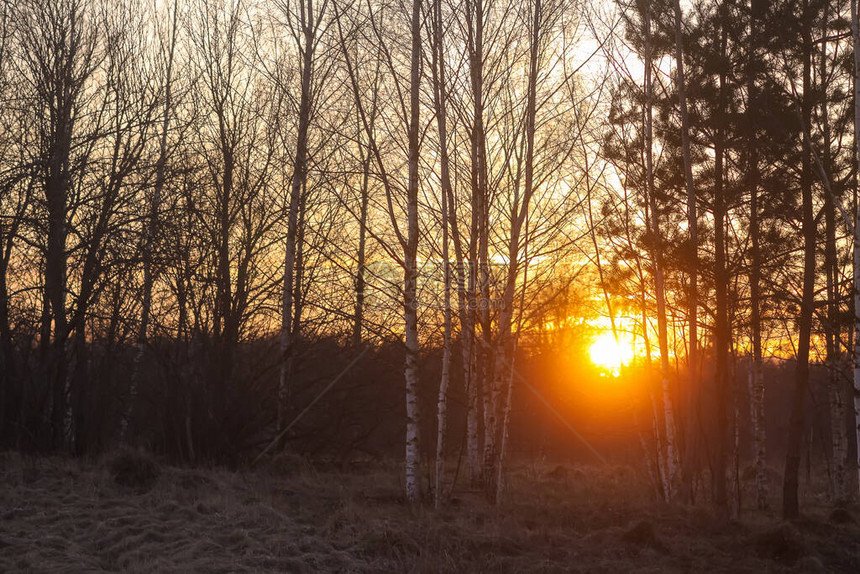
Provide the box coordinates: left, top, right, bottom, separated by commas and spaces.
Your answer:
403, 0, 423, 504
495, 342, 517, 505
432, 0, 452, 507
435, 245, 451, 507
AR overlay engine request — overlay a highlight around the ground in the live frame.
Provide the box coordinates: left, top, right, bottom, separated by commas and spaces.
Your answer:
1, 453, 859, 573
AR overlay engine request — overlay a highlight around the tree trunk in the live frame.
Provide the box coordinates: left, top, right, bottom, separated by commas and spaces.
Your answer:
353, 117, 371, 347
712, 9, 730, 511
44, 85, 72, 452
493, 0, 542, 503
645, 4, 677, 501
671, 0, 698, 504
279, 0, 316, 434
124, 0, 178, 443
850, 0, 860, 502
783, 4, 815, 518
470, 0, 495, 486
403, 0, 423, 504
435, 193, 452, 508
819, 11, 848, 504
431, 0, 453, 508
466, 0, 488, 486
747, 0, 768, 511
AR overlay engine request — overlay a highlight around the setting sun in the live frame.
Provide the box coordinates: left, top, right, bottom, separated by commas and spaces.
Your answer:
589, 332, 635, 371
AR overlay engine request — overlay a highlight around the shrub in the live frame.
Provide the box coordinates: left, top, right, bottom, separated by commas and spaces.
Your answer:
107, 449, 160, 490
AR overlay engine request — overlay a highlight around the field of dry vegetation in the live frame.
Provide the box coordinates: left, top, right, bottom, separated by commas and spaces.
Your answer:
1, 452, 859, 573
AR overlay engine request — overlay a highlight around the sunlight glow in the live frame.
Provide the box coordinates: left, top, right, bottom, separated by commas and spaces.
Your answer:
589, 332, 635, 372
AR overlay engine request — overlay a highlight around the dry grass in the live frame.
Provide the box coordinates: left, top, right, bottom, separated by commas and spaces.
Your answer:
1, 453, 858, 572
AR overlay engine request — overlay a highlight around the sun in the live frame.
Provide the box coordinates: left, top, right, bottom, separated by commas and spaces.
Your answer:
589, 332, 635, 372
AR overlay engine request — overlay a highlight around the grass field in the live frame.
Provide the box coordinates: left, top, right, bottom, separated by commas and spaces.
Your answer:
1, 452, 858, 572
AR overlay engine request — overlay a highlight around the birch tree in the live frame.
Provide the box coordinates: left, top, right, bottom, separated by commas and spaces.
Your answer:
334, 0, 424, 503
464, 0, 491, 486
492, 0, 542, 503
277, 0, 326, 436
125, 0, 181, 442
402, 0, 423, 505
430, 0, 454, 509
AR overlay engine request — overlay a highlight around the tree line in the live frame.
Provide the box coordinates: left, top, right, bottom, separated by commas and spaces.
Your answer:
1, 0, 860, 518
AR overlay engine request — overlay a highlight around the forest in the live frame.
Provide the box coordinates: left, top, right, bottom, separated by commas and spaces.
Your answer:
2, 0, 860, 570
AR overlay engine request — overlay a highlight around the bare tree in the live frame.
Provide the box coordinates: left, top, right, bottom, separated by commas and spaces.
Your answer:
124, 0, 181, 443
277, 0, 327, 436
16, 0, 99, 448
